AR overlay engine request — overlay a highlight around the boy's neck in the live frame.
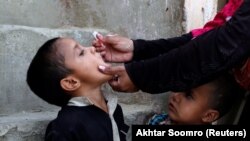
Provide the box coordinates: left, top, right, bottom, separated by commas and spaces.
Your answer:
73, 86, 108, 113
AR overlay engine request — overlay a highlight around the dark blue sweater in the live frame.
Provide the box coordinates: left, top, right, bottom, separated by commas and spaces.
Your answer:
45, 105, 128, 141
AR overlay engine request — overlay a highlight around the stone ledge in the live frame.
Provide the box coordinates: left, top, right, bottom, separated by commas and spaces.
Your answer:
0, 111, 56, 141
0, 104, 154, 141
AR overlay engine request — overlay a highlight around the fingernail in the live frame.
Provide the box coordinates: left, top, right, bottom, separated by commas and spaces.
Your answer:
98, 65, 106, 71
93, 31, 100, 40
106, 34, 118, 37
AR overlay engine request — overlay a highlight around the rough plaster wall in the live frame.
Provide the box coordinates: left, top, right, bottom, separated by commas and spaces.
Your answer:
0, 0, 185, 38
184, 0, 218, 32
0, 0, 71, 28
72, 0, 185, 39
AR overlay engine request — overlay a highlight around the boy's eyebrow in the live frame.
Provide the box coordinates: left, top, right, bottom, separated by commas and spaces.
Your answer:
73, 44, 79, 50
74, 44, 82, 51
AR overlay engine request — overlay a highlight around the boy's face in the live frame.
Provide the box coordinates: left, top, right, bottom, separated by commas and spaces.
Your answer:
168, 83, 217, 124
55, 38, 112, 86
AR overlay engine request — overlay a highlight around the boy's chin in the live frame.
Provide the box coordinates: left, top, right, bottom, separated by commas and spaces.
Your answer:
106, 74, 113, 80
100, 73, 113, 80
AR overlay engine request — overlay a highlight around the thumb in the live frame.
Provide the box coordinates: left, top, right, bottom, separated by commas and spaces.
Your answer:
96, 33, 104, 41
98, 65, 125, 75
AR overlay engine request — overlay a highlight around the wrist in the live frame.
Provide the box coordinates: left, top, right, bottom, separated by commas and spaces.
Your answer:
128, 39, 134, 51
124, 39, 134, 62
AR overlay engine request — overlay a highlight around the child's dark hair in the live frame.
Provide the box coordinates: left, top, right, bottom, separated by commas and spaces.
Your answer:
27, 37, 72, 106
209, 73, 244, 119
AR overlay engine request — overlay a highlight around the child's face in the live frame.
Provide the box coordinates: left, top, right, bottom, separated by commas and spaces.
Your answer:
55, 38, 112, 85
168, 83, 215, 124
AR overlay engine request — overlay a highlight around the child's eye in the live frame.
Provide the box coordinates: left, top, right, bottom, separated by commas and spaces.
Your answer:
79, 50, 84, 56
184, 90, 193, 99
187, 95, 193, 99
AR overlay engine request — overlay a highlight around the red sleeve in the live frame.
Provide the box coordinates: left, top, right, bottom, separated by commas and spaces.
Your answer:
191, 0, 243, 37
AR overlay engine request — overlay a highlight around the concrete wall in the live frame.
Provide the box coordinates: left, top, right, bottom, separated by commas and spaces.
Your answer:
184, 0, 218, 32
0, 0, 184, 38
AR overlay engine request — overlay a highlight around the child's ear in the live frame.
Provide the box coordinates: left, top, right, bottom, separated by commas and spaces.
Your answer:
60, 76, 81, 92
202, 109, 219, 123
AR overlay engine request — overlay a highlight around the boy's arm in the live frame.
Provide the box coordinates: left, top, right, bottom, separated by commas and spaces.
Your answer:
45, 123, 70, 141
45, 121, 85, 141
125, 0, 250, 93
131, 32, 193, 61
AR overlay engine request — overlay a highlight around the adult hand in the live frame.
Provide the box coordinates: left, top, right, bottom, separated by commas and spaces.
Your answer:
92, 34, 134, 63
98, 65, 139, 92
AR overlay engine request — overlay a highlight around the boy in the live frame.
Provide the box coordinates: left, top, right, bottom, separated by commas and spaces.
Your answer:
26, 37, 129, 141
147, 74, 244, 125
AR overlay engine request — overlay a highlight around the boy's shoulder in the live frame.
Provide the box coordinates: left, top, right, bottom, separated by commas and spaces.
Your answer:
45, 106, 92, 140
46, 106, 95, 131
51, 106, 86, 124
50, 104, 125, 126
51, 105, 114, 124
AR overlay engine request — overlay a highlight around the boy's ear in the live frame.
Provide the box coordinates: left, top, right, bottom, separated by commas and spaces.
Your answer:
60, 76, 81, 92
202, 109, 220, 123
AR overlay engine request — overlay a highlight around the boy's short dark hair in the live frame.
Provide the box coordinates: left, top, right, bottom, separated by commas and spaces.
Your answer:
27, 37, 72, 107
209, 73, 245, 118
